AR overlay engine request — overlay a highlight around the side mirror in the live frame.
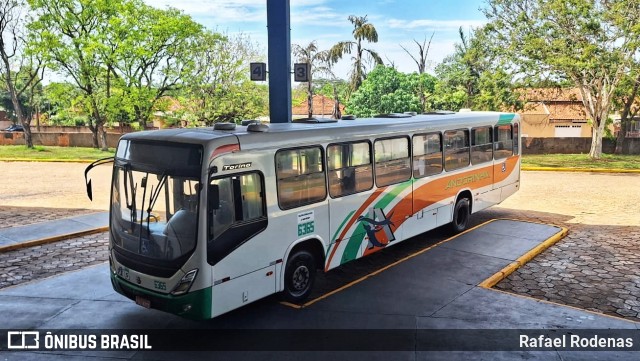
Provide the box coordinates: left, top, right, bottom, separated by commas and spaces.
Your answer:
84, 156, 114, 201
209, 184, 220, 210
86, 179, 93, 201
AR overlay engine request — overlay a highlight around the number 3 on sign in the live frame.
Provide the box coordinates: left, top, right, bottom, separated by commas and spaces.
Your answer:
294, 63, 310, 82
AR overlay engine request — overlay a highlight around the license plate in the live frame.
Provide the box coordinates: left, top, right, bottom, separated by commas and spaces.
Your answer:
135, 296, 151, 309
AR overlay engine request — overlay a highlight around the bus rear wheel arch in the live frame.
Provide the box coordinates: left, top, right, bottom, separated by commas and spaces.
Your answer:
450, 193, 471, 233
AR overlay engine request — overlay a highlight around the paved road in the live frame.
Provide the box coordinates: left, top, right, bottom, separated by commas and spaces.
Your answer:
0, 161, 112, 211
0, 162, 639, 322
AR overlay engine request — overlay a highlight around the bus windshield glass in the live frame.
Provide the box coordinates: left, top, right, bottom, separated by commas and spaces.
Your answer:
111, 140, 203, 262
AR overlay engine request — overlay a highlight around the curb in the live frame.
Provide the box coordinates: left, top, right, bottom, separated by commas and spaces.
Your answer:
478, 225, 569, 288
522, 166, 640, 173
0, 226, 109, 253
0, 158, 99, 163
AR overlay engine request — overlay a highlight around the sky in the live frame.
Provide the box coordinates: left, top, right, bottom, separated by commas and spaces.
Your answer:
143, 0, 488, 79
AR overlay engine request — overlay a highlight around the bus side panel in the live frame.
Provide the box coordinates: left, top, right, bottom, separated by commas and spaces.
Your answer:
207, 152, 282, 315
493, 155, 520, 202
211, 264, 275, 318
403, 177, 438, 240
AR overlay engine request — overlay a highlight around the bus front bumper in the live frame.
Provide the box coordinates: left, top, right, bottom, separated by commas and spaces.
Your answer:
111, 273, 212, 320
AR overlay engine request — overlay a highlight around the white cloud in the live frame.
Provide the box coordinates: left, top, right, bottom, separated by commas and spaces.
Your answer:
387, 18, 487, 31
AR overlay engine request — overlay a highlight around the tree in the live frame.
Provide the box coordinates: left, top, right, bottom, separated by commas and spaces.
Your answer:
184, 31, 267, 125
292, 41, 331, 118
346, 65, 435, 117
28, 0, 119, 150
111, 3, 203, 128
314, 78, 349, 119
42, 82, 87, 126
329, 15, 383, 94
400, 32, 434, 75
484, 0, 640, 159
28, 0, 203, 149
0, 0, 44, 148
613, 69, 640, 154
434, 26, 523, 112
400, 32, 435, 112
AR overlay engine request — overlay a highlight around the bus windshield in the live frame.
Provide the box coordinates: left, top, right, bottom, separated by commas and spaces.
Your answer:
111, 167, 200, 261
110, 140, 203, 262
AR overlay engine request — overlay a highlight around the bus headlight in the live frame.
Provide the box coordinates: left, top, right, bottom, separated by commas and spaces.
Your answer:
171, 269, 198, 296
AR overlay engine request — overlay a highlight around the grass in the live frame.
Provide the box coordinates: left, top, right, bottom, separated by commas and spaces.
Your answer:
522, 154, 640, 170
0, 145, 115, 162
1, 145, 638, 170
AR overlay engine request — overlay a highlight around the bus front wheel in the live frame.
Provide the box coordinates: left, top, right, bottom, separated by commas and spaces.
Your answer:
283, 249, 316, 303
450, 197, 470, 233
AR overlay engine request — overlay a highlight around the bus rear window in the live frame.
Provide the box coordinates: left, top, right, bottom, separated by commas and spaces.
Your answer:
276, 147, 327, 209
495, 125, 514, 159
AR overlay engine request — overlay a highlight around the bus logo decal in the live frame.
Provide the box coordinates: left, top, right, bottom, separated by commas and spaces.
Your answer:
358, 208, 396, 249
222, 162, 252, 171
444, 171, 490, 190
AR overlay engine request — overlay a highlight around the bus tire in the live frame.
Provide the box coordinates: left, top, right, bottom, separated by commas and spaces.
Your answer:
283, 249, 316, 303
450, 197, 470, 233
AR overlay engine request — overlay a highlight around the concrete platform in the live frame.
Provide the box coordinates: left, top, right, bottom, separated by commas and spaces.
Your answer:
0, 220, 638, 360
0, 212, 108, 252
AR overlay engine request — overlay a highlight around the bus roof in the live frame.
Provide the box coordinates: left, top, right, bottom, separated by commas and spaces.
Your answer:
120, 111, 519, 150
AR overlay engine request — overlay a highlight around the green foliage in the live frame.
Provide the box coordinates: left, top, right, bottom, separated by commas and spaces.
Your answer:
329, 15, 384, 93
346, 65, 435, 117
433, 26, 523, 112
314, 79, 349, 101
27, 0, 205, 148
182, 32, 268, 125
484, 0, 640, 158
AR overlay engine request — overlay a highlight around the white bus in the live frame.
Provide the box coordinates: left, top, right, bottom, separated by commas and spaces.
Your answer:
86, 111, 520, 319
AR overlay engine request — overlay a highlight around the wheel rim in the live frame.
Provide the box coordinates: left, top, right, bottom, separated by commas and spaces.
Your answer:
291, 264, 310, 295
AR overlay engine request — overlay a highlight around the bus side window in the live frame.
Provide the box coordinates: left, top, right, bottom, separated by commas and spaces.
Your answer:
209, 172, 266, 240
327, 141, 373, 198
374, 137, 411, 187
413, 133, 442, 178
444, 129, 470, 171
276, 147, 327, 209
471, 126, 493, 165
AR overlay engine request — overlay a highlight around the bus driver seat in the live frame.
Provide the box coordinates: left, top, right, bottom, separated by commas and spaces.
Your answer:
163, 209, 197, 258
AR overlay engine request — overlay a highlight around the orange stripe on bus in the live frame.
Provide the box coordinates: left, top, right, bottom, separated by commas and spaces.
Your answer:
325, 155, 520, 270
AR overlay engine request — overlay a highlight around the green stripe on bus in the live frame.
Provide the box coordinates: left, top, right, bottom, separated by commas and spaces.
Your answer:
340, 180, 413, 264
497, 113, 515, 125
331, 210, 355, 243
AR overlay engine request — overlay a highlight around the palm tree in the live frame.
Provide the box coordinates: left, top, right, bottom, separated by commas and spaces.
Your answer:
292, 41, 331, 118
329, 15, 383, 94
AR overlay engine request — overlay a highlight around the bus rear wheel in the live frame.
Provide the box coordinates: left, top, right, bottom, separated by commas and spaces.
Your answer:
450, 197, 470, 233
283, 249, 316, 303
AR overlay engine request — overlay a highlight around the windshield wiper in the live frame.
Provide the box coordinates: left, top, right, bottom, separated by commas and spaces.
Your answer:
146, 173, 167, 234
123, 166, 137, 232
